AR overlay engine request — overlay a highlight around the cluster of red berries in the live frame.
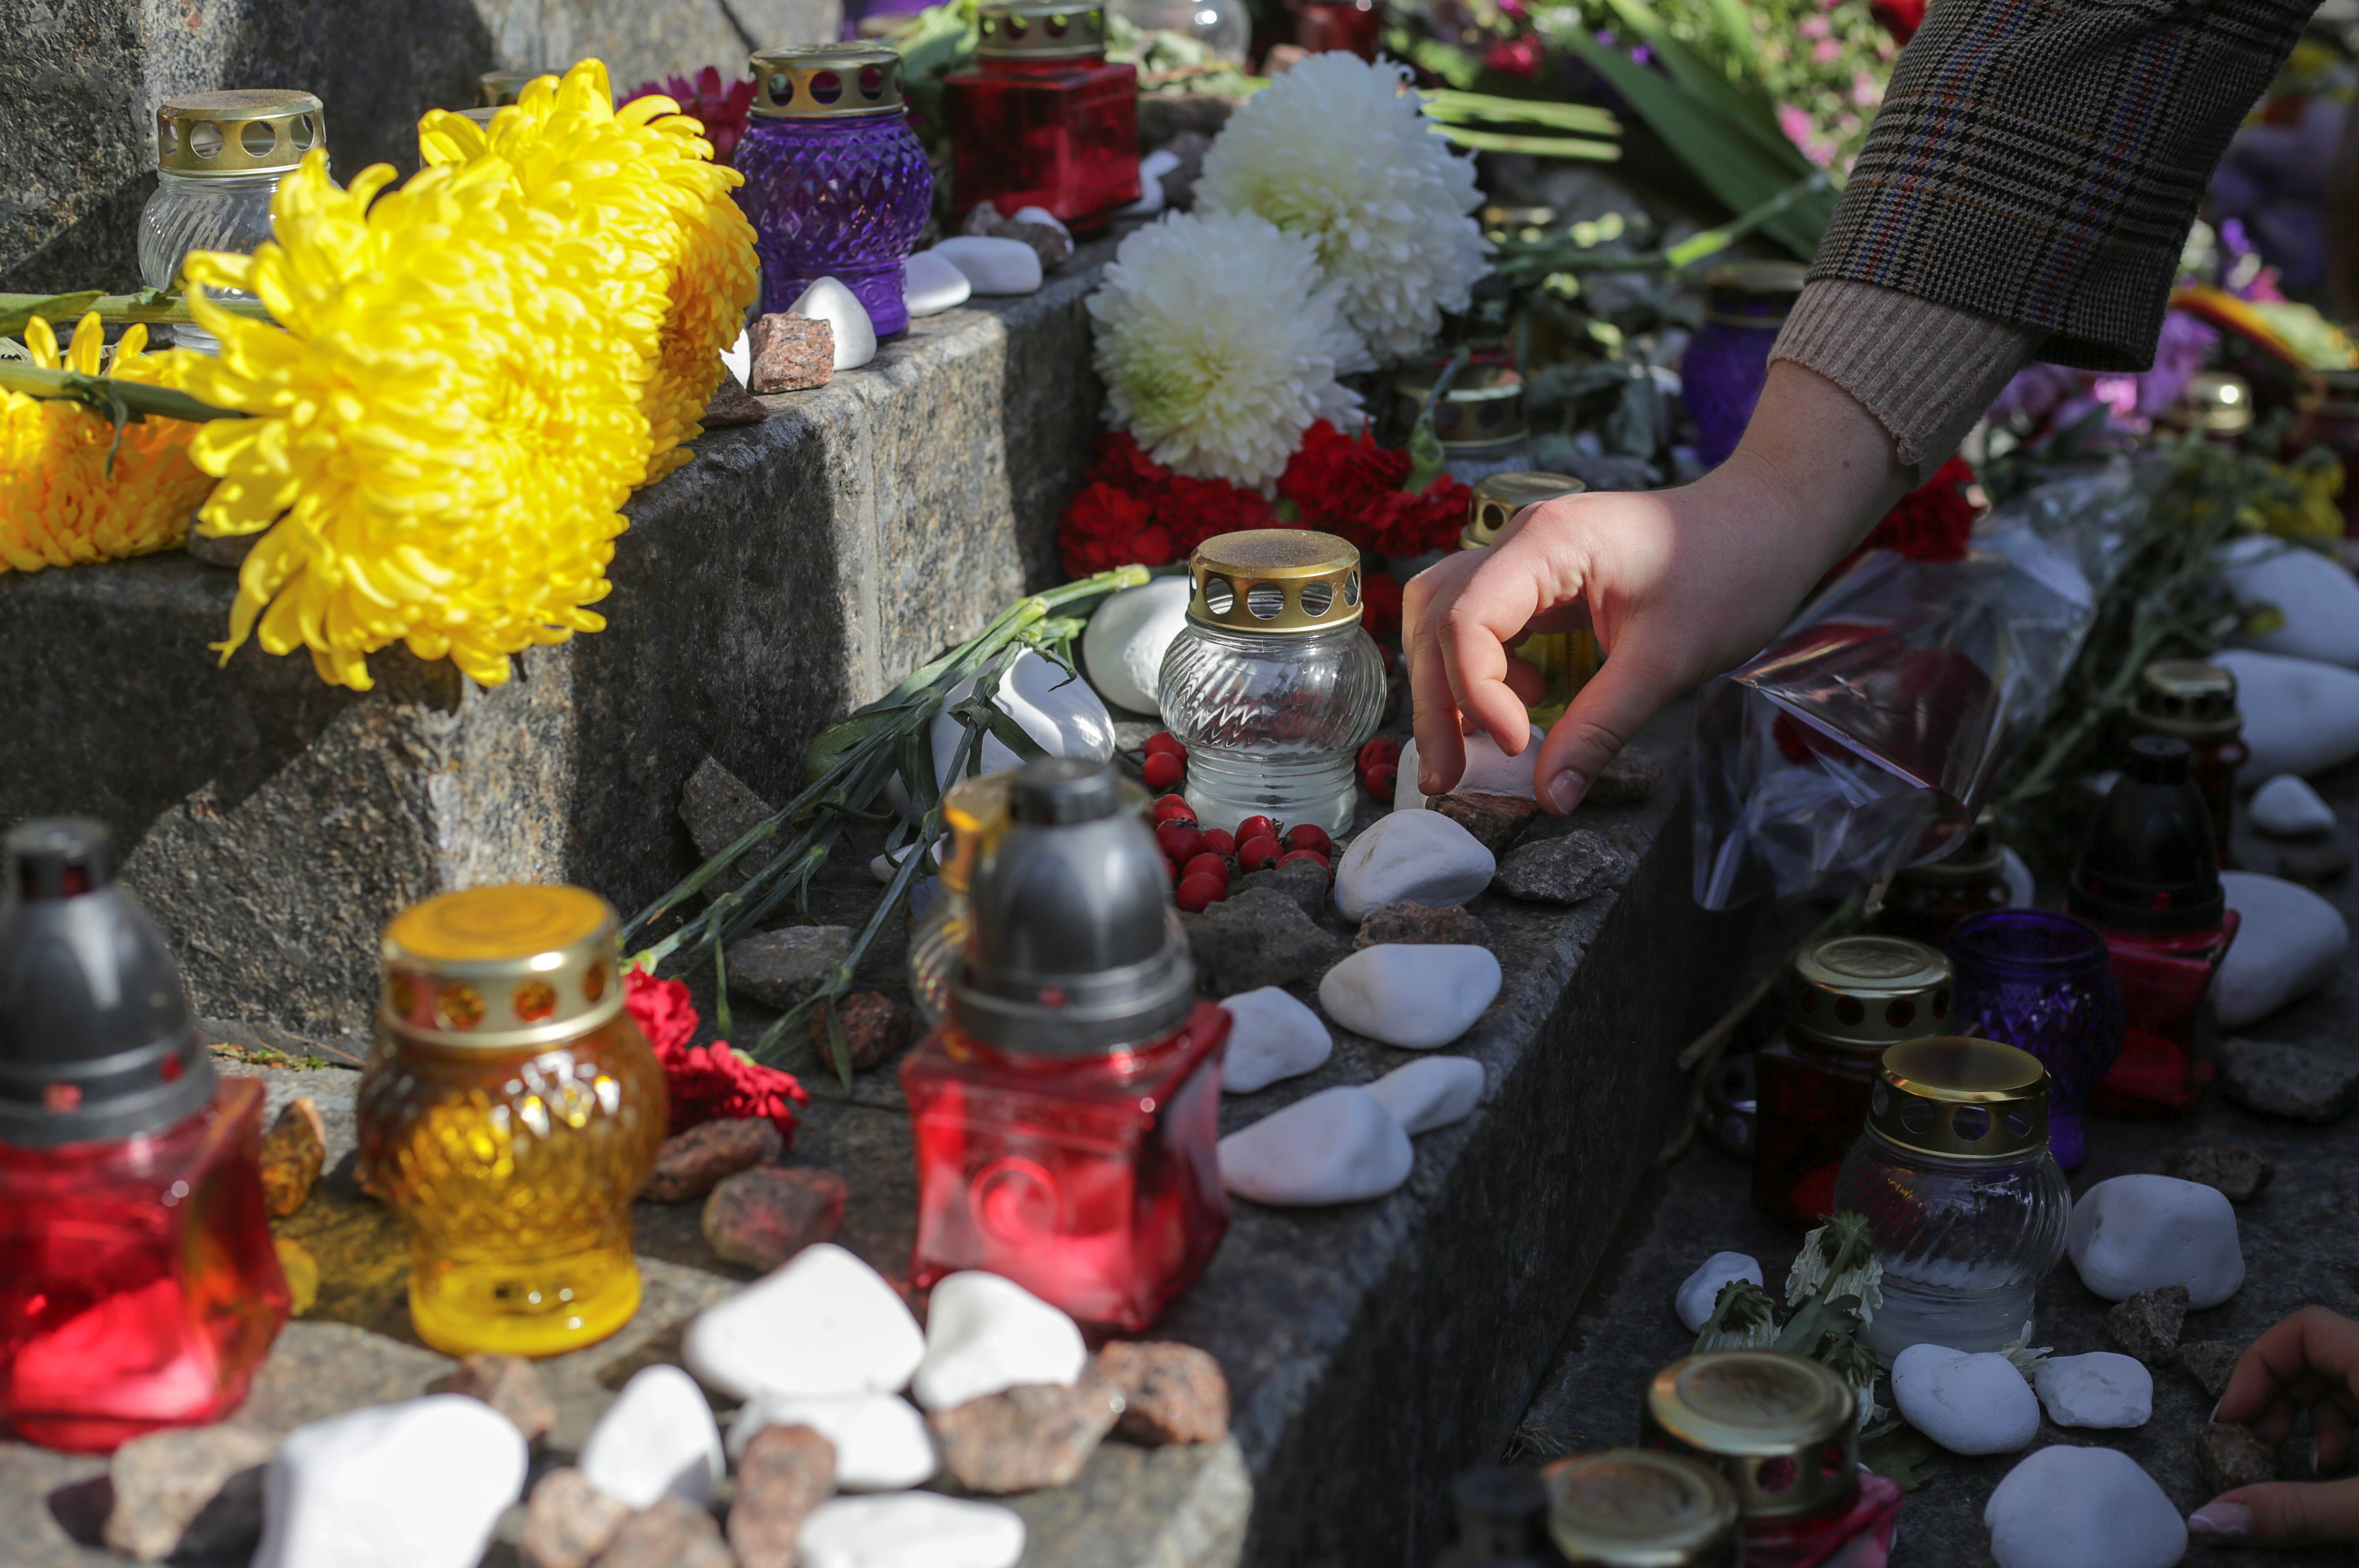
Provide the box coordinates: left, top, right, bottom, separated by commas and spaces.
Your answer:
1141, 730, 1189, 792
1357, 737, 1401, 801
1150, 793, 1336, 914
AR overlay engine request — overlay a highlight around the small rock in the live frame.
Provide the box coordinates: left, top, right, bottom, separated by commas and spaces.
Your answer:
2033, 1352, 2152, 1428
2277, 840, 2353, 885
1318, 943, 1502, 1049
2178, 1340, 2243, 1401
1583, 751, 1662, 808
1117, 146, 1176, 215
1983, 1446, 2186, 1568
913, 1270, 1088, 1413
645, 1117, 785, 1204
1891, 1345, 2041, 1455
2164, 1143, 2275, 1202
903, 248, 973, 317
729, 1392, 937, 1490
1218, 1084, 1414, 1206
1080, 576, 1192, 717
1010, 205, 1074, 246
704, 1166, 848, 1272
2212, 649, 2359, 779
1393, 726, 1545, 810
2251, 773, 2337, 837
748, 310, 835, 391
701, 369, 768, 428
797, 1494, 1025, 1568
1427, 792, 1540, 853
2107, 1285, 2189, 1363
810, 990, 913, 1072
2223, 534, 2359, 667
1184, 888, 1345, 993
786, 277, 876, 371
725, 925, 853, 1011
579, 1363, 724, 1510
683, 1242, 926, 1402
1237, 856, 1330, 920
425, 1354, 556, 1447
928, 1376, 1126, 1493
1218, 985, 1332, 1093
2193, 1422, 2278, 1491
929, 235, 1044, 295
729, 1423, 836, 1568
596, 1494, 733, 1568
259, 1095, 326, 1217
1365, 1056, 1484, 1134
1494, 830, 1636, 905
252, 1396, 527, 1568
1352, 900, 1491, 950
1151, 132, 1210, 209
2218, 871, 2348, 1027
1096, 1341, 1228, 1445
1675, 1253, 1763, 1334
2219, 1035, 2359, 1122
516, 1468, 632, 1568
275, 1236, 319, 1316
2067, 1173, 2245, 1308
1334, 810, 1496, 921
679, 756, 779, 900
960, 201, 1072, 270
103, 1422, 273, 1561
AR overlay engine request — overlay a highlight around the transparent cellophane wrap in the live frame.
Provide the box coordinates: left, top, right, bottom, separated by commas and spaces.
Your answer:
1693, 468, 2149, 910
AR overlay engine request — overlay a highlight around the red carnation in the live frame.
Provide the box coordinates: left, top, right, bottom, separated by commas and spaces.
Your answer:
1359, 570, 1405, 636
1060, 482, 1172, 577
1824, 456, 1979, 584
624, 966, 700, 1056
621, 66, 757, 164
624, 964, 810, 1142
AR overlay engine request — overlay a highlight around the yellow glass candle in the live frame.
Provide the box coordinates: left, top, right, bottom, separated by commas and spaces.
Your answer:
1460, 471, 1598, 726
358, 885, 665, 1356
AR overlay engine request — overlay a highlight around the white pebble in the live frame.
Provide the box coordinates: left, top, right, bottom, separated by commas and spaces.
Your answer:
1218, 1085, 1413, 1206
1365, 1056, 1484, 1134
728, 1392, 937, 1490
1318, 944, 1501, 1049
2219, 870, 2349, 1027
1010, 205, 1073, 244
911, 1271, 1087, 1413
722, 330, 751, 389
786, 276, 877, 371
1082, 575, 1193, 717
1392, 726, 1547, 811
1983, 1446, 2187, 1568
903, 249, 973, 317
1117, 148, 1181, 216
579, 1364, 722, 1509
2250, 773, 2336, 838
1334, 810, 1496, 921
2223, 534, 2359, 668
2213, 649, 2359, 779
2032, 1352, 2152, 1429
1675, 1252, 1764, 1334
1219, 985, 1333, 1093
2066, 1174, 2244, 1308
799, 1493, 1026, 1568
683, 1241, 926, 1401
1891, 1345, 2041, 1455
252, 1396, 526, 1568
2002, 846, 2036, 907
929, 237, 1043, 295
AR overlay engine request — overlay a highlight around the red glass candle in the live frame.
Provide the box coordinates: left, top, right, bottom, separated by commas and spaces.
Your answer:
2126, 660, 2246, 870
946, 0, 1141, 234
1293, 0, 1384, 57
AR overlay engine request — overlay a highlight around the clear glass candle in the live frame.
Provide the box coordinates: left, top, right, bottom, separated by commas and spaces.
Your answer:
1945, 909, 2124, 1171
138, 91, 323, 353
1461, 472, 1595, 728
948, 1, 1142, 233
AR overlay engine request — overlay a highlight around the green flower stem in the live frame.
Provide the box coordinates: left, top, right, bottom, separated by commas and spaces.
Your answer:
0, 362, 243, 424
0, 288, 273, 338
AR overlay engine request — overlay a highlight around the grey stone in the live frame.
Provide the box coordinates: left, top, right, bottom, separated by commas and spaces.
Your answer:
701, 1165, 847, 1271
102, 1422, 273, 1561
426, 1353, 557, 1446
813, 989, 913, 1074
727, 1423, 835, 1568
929, 1375, 1128, 1494
644, 1116, 784, 1204
2108, 1284, 2189, 1363
2193, 1422, 2277, 1491
2277, 841, 2352, 885
2179, 1340, 2243, 1401
1494, 830, 1635, 904
2165, 1143, 2277, 1203
678, 755, 779, 902
1582, 750, 1663, 809
594, 1493, 732, 1568
725, 925, 853, 1010
1427, 792, 1540, 854
1098, 1342, 1229, 1446
1182, 887, 1345, 993
701, 374, 769, 431
1237, 857, 1330, 921
518, 1466, 633, 1568
2219, 1036, 2359, 1122
1352, 900, 1491, 950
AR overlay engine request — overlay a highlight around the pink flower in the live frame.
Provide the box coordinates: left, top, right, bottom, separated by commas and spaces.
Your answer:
1799, 15, 1830, 38
1812, 37, 1842, 63
1852, 71, 1881, 107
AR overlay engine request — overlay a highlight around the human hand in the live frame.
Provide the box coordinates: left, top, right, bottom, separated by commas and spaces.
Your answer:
2189, 1306, 2359, 1547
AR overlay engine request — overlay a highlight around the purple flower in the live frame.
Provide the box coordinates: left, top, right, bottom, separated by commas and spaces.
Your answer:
2134, 310, 2218, 420
1986, 362, 2081, 428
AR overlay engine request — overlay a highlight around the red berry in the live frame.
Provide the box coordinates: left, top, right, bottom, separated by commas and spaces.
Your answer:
1175, 872, 1227, 913
1236, 834, 1282, 873
1142, 752, 1185, 790
1364, 764, 1397, 800
1198, 828, 1236, 858
1183, 852, 1230, 885
1235, 814, 1279, 845
1279, 849, 1331, 877
1164, 856, 1182, 884
1356, 737, 1401, 771
1151, 793, 1197, 825
1155, 820, 1204, 863
1282, 824, 1334, 857
1144, 731, 1188, 759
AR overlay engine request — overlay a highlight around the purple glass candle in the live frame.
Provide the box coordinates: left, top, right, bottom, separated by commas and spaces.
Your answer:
736, 44, 933, 338
1681, 260, 1806, 469
1945, 909, 2125, 1171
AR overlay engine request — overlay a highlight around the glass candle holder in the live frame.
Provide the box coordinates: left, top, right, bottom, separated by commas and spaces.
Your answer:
1834, 1038, 2071, 1362
2126, 660, 2246, 869
736, 45, 933, 337
1395, 364, 1533, 487
139, 91, 323, 354
1158, 530, 1388, 836
1873, 823, 2012, 950
1945, 910, 2123, 1170
1541, 1448, 1743, 1568
1462, 472, 1596, 728
948, 2, 1141, 233
358, 886, 665, 1358
1681, 261, 1806, 470
1111, 0, 1253, 61
1292, 0, 1385, 57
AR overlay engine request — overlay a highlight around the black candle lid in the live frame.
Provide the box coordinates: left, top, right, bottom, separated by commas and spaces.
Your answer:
0, 820, 215, 1147
2067, 736, 2224, 933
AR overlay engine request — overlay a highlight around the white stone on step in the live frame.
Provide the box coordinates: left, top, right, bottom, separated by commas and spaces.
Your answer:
1117, 149, 1182, 216
2251, 773, 2336, 838
1392, 726, 1547, 811
2219, 870, 2349, 1027
722, 331, 751, 389
2032, 1351, 2152, 1429
1318, 944, 1501, 1049
1366, 1056, 1484, 1134
2066, 1174, 2244, 1308
929, 237, 1043, 295
1675, 1253, 1764, 1334
2002, 846, 2035, 907
727, 1392, 937, 1490
1218, 985, 1333, 1093
2212, 650, 2359, 779
251, 1396, 526, 1568
903, 249, 973, 317
1082, 576, 1193, 717
1983, 1446, 2187, 1568
2223, 534, 2359, 668
786, 277, 878, 371
578, 1364, 722, 1509
911, 1271, 1088, 1413
799, 1493, 1026, 1568
1010, 206, 1074, 244
683, 1241, 927, 1401
1334, 810, 1496, 921
1218, 1085, 1414, 1206
1890, 1345, 2040, 1455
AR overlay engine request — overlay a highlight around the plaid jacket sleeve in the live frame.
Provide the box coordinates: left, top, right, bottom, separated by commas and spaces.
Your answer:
1811, 0, 2316, 371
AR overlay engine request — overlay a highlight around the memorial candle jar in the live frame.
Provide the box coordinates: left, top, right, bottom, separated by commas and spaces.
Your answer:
1641, 1351, 1902, 1568
908, 770, 1018, 1028
1945, 908, 2124, 1171
1751, 935, 1952, 1227
1292, 0, 1385, 57
2126, 660, 2246, 867
1159, 530, 1386, 836
1682, 261, 1806, 469
1462, 472, 1596, 727
0, 820, 289, 1453
139, 90, 324, 353
736, 45, 932, 336
1541, 1448, 1743, 1567
1872, 822, 2011, 949
946, 2, 1140, 234
1396, 364, 1532, 487
903, 758, 1230, 1332
358, 886, 665, 1358
1834, 1038, 2070, 1362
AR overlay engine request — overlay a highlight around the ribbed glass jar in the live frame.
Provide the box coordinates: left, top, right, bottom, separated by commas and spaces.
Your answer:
139, 91, 322, 353
1160, 620, 1386, 836
139, 173, 280, 352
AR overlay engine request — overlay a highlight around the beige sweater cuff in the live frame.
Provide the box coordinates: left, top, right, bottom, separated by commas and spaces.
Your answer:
1768, 279, 2043, 483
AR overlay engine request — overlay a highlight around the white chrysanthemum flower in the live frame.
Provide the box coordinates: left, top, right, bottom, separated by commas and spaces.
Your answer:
1197, 52, 1489, 361
2000, 1321, 2053, 1384
1087, 207, 1365, 488
1789, 1213, 1884, 1328
1694, 1279, 1780, 1352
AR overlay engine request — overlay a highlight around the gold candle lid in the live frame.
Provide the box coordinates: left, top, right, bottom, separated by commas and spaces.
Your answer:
750, 44, 908, 118
1187, 530, 1364, 635
381, 885, 625, 1050
156, 90, 324, 176
2129, 658, 2240, 740
976, 0, 1110, 59
1786, 935, 1952, 1058
475, 69, 541, 107
1869, 1036, 2049, 1161
1542, 1448, 1742, 1566
1394, 364, 1526, 451
1463, 471, 1586, 549
1891, 822, 2006, 887
1644, 1352, 1858, 1519
2184, 371, 2253, 433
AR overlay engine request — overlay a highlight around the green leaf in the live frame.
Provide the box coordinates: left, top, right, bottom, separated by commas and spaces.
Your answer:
1421, 90, 1619, 136
1859, 1421, 1942, 1490
803, 711, 901, 788
1430, 126, 1620, 161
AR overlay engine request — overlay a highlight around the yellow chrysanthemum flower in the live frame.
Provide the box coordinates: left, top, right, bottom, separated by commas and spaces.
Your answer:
0, 313, 214, 571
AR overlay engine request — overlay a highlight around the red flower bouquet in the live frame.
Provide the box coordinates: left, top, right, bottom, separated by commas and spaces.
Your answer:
1823, 456, 1980, 585
625, 966, 811, 1140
